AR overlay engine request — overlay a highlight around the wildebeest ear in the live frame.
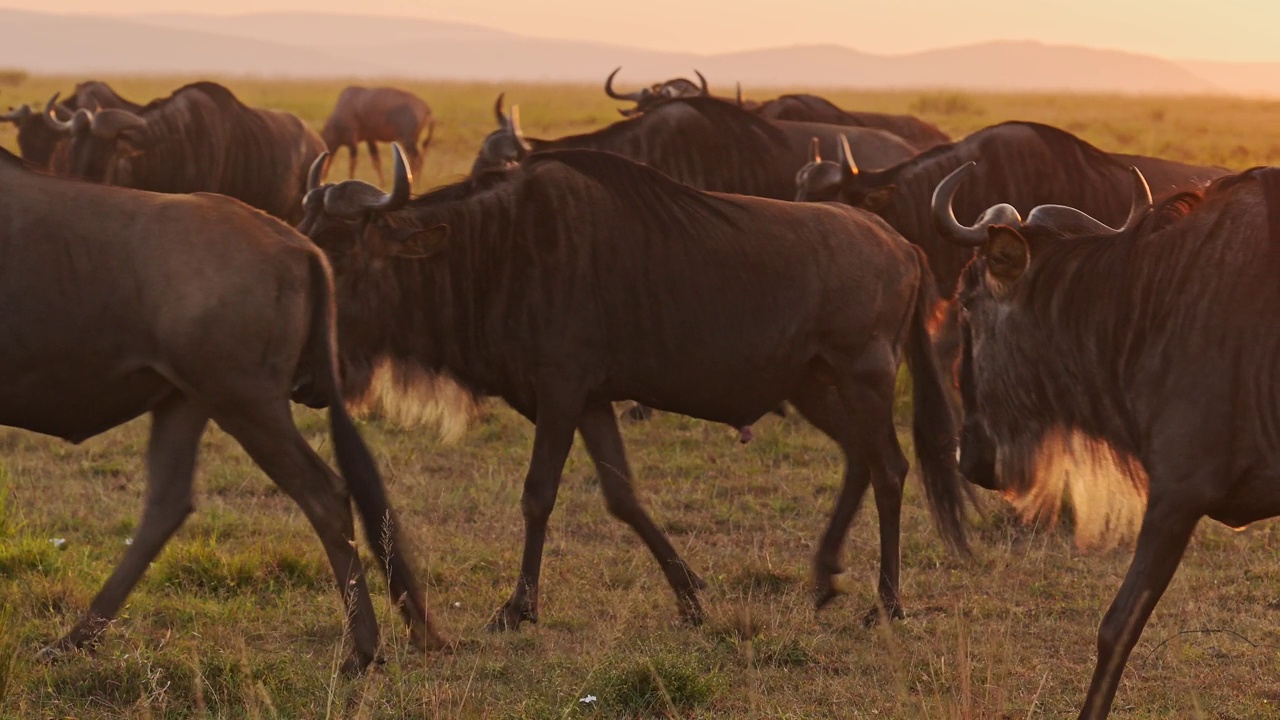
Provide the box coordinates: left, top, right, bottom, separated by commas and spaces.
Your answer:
983, 225, 1029, 286
862, 185, 897, 212
387, 223, 450, 260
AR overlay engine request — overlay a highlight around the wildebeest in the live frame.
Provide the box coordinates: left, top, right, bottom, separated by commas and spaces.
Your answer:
1, 81, 141, 171
0, 147, 437, 671
473, 94, 920, 199
796, 121, 1227, 362
320, 85, 435, 184
301, 144, 969, 630
41, 81, 325, 223
749, 91, 951, 149
604, 66, 709, 116
936, 162, 1280, 718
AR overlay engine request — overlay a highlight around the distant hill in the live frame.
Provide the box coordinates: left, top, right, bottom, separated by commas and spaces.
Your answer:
0, 9, 1275, 97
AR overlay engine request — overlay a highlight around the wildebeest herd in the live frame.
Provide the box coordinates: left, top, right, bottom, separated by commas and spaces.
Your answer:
1, 69, 1274, 719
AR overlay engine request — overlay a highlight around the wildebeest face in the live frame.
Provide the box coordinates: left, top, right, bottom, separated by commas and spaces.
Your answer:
933, 160, 1153, 491
471, 93, 533, 175
952, 225, 1038, 490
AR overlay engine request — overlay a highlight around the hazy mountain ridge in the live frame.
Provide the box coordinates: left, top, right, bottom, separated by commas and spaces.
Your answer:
1, 9, 1276, 97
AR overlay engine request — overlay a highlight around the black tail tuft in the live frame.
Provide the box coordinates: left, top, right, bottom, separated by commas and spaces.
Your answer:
305, 251, 429, 622
903, 245, 971, 553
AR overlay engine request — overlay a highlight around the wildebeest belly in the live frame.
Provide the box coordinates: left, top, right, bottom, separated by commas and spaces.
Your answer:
0, 360, 172, 443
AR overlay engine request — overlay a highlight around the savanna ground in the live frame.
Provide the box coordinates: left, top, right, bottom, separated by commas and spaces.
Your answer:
2, 74, 1280, 719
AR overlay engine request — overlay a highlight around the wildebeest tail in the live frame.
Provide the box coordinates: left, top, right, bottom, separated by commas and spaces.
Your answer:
305, 251, 426, 607
422, 117, 435, 152
904, 244, 970, 552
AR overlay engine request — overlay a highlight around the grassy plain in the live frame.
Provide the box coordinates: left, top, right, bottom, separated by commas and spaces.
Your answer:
2, 75, 1280, 719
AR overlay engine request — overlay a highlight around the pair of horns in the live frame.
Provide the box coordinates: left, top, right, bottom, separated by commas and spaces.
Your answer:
41, 92, 145, 139
604, 67, 709, 102
932, 161, 1153, 245
806, 135, 859, 174
492, 93, 533, 153
306, 142, 413, 219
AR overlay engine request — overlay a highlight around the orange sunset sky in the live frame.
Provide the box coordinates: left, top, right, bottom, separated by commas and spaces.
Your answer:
6, 0, 1279, 62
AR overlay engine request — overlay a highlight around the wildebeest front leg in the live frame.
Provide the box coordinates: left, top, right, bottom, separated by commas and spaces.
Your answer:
1078, 497, 1198, 719
578, 403, 705, 624
38, 395, 208, 661
346, 143, 359, 179
366, 141, 385, 187
488, 402, 580, 631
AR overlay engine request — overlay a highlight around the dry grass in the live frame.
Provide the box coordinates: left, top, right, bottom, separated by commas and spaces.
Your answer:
1, 76, 1280, 718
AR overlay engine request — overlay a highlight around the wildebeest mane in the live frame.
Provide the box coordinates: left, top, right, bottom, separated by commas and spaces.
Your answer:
525, 148, 740, 231
544, 97, 795, 198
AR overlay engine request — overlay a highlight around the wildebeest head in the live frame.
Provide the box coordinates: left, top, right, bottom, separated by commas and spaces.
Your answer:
604, 66, 709, 116
932, 161, 1153, 490
471, 93, 535, 175
41, 93, 147, 182
795, 136, 902, 212
794, 135, 860, 202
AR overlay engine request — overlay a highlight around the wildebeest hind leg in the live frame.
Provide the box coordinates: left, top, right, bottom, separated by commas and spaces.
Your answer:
1079, 495, 1199, 719
834, 354, 908, 627
38, 394, 207, 662
488, 400, 580, 632
578, 402, 705, 625
366, 141, 384, 187
788, 375, 871, 612
213, 400, 382, 675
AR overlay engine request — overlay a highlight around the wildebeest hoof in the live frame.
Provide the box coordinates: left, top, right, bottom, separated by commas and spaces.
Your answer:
486, 602, 537, 632
861, 603, 905, 628
677, 594, 705, 626
411, 624, 455, 653
35, 637, 81, 664
339, 651, 382, 677
620, 403, 654, 422
813, 583, 842, 611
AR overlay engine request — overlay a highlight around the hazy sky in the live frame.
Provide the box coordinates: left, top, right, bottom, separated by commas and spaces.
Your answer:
10, 0, 1280, 62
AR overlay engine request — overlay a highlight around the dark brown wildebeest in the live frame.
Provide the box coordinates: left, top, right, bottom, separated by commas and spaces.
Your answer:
604, 66, 710, 116
42, 81, 325, 224
301, 144, 969, 631
320, 85, 435, 185
1, 81, 141, 172
473, 94, 920, 199
0, 146, 437, 672
796, 121, 1227, 363
748, 91, 951, 149
936, 162, 1280, 719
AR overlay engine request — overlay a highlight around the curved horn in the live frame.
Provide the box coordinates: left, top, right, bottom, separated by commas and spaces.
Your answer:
89, 108, 146, 140
376, 143, 413, 212
604, 67, 644, 102
838, 135, 858, 177
493, 92, 509, 128
694, 70, 709, 96
307, 151, 330, 193
1120, 166, 1154, 232
808, 137, 821, 164
1024, 167, 1154, 238
42, 93, 77, 133
509, 105, 533, 154
932, 162, 989, 247
0, 104, 30, 123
